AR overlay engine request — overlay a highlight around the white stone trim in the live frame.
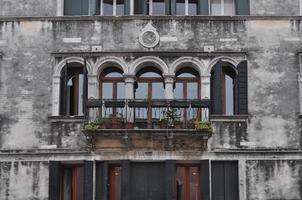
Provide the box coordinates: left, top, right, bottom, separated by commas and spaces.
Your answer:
300, 0, 302, 15
57, 0, 64, 16
130, 56, 169, 74
206, 56, 240, 75
93, 56, 128, 76
52, 57, 93, 116
170, 56, 207, 76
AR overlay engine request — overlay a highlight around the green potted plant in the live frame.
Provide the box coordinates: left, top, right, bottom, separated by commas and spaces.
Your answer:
160, 108, 182, 129
82, 123, 98, 131
194, 121, 212, 131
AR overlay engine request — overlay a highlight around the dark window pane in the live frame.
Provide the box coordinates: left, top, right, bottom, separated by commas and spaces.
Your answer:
116, 0, 125, 15
188, 0, 197, 15
63, 168, 72, 200
103, 0, 114, 15
176, 0, 185, 15
153, 0, 165, 15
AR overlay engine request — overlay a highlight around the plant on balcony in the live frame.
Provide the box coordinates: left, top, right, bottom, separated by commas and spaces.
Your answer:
159, 108, 182, 129
194, 121, 212, 131
82, 123, 98, 131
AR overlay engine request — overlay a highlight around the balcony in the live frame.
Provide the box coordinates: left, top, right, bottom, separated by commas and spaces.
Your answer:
82, 99, 213, 151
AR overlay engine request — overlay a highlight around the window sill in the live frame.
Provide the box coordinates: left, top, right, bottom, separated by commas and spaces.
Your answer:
210, 115, 248, 122
48, 115, 85, 123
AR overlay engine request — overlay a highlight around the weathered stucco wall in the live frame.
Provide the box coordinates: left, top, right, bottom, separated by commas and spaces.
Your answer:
0, 0, 57, 17
0, 18, 301, 150
250, 0, 300, 16
0, 161, 49, 200
246, 160, 302, 200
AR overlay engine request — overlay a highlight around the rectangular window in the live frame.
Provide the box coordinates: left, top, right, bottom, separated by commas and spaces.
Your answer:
210, 0, 235, 15
64, 0, 89, 15
149, 0, 166, 15
176, 0, 197, 15
101, 0, 125, 16
211, 161, 239, 200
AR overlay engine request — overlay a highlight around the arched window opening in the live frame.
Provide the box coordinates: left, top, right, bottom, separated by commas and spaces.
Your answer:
60, 63, 85, 116
135, 66, 165, 100
174, 67, 200, 100
134, 66, 165, 128
211, 62, 237, 115
174, 67, 200, 126
99, 67, 125, 100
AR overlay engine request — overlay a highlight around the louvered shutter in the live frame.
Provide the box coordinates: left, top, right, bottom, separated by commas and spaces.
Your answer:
236, 0, 250, 15
83, 58, 88, 115
84, 161, 94, 200
60, 64, 68, 115
199, 0, 209, 15
236, 60, 248, 115
200, 160, 210, 200
212, 61, 223, 114
49, 161, 60, 200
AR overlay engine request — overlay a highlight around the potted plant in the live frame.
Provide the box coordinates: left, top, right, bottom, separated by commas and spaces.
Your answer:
160, 108, 182, 129
95, 117, 109, 129
194, 121, 212, 131
109, 114, 124, 129
82, 123, 98, 131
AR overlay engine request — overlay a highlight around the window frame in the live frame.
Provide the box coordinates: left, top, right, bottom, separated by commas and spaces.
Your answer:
100, 0, 126, 16
210, 0, 236, 16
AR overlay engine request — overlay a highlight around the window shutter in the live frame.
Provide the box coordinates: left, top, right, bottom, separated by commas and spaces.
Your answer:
60, 64, 68, 115
212, 61, 223, 114
134, 0, 147, 14
95, 161, 108, 200
125, 0, 131, 15
122, 160, 130, 200
198, 0, 209, 15
84, 161, 94, 200
200, 160, 210, 200
165, 160, 175, 200
166, 0, 176, 15
236, 0, 249, 15
49, 161, 60, 200
236, 60, 248, 115
83, 58, 88, 115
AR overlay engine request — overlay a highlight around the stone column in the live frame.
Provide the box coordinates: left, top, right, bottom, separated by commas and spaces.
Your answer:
201, 75, 211, 99
124, 74, 135, 122
299, 74, 302, 114
201, 75, 211, 121
88, 75, 98, 99
164, 74, 175, 99
52, 76, 61, 116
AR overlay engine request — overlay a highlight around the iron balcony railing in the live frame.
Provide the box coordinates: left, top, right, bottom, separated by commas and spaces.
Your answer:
85, 99, 211, 129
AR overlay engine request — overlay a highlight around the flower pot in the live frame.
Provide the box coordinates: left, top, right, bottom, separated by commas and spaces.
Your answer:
126, 122, 134, 129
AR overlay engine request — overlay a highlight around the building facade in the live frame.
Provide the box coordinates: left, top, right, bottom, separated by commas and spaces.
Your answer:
0, 0, 302, 200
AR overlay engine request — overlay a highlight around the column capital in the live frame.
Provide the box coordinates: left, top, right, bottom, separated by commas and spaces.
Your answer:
298, 73, 302, 83
163, 73, 175, 78
123, 73, 136, 83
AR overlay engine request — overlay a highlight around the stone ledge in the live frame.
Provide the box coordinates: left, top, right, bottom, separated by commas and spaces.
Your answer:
1, 15, 302, 22
48, 115, 84, 123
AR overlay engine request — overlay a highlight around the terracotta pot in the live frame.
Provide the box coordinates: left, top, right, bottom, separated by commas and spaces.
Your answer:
126, 122, 134, 129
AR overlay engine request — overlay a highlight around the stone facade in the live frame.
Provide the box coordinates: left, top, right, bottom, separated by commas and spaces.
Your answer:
0, 1, 302, 200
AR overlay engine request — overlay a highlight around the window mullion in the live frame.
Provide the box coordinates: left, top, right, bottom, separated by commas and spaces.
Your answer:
100, 0, 103, 15
113, 0, 117, 15
221, 0, 224, 15
185, 0, 189, 15
149, 0, 153, 15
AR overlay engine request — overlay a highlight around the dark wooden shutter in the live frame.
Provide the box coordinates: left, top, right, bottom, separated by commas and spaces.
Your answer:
49, 161, 60, 200
124, 0, 131, 15
83, 58, 88, 116
95, 161, 108, 200
134, 0, 147, 14
198, 0, 209, 15
166, 0, 176, 15
84, 161, 94, 200
60, 64, 68, 115
236, 60, 248, 115
236, 0, 249, 15
165, 160, 175, 200
200, 160, 210, 200
211, 162, 239, 200
122, 160, 130, 200
211, 61, 223, 114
